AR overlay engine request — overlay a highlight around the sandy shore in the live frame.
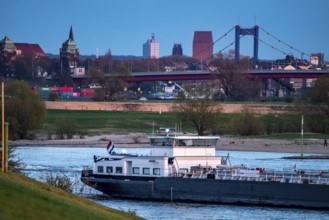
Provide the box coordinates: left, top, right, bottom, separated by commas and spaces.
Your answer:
10, 133, 329, 155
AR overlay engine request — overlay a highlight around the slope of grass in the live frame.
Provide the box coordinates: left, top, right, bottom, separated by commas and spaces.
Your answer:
0, 172, 143, 220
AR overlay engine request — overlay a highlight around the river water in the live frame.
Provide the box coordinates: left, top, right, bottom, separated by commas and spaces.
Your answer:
16, 146, 329, 220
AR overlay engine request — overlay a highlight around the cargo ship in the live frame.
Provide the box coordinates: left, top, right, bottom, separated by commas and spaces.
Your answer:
81, 130, 329, 209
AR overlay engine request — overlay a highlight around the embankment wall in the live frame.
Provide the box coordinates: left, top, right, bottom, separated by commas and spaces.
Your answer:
45, 101, 291, 114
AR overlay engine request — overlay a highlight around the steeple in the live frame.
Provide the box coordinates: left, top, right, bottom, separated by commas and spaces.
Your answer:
60, 26, 79, 73
69, 26, 74, 41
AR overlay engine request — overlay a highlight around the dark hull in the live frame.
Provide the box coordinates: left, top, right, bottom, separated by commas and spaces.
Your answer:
81, 175, 329, 209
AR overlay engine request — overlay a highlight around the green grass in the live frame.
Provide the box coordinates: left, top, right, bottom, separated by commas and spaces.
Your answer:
44, 109, 329, 139
44, 110, 184, 134
0, 172, 143, 220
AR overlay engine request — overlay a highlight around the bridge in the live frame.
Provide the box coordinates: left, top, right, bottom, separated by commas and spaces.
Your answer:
71, 69, 329, 83
247, 69, 329, 79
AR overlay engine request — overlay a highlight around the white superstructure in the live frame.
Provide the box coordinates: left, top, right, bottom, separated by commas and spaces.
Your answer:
92, 133, 225, 178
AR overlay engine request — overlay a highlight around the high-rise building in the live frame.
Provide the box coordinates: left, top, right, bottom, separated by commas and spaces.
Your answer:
60, 26, 79, 73
172, 43, 183, 56
143, 33, 159, 59
192, 31, 213, 62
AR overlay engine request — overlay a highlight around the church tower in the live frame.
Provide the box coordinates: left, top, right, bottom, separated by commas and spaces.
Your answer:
60, 26, 79, 73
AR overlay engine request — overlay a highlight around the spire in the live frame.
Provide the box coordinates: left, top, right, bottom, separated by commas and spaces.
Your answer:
69, 26, 74, 41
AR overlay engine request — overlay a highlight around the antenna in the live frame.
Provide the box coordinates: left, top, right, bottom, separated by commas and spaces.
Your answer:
96, 48, 99, 59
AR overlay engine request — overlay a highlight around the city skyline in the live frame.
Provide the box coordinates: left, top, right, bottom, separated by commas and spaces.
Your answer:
1, 0, 329, 61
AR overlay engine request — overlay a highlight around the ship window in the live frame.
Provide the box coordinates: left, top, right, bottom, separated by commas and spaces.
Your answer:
106, 166, 113, 173
153, 168, 160, 175
133, 167, 140, 174
150, 138, 174, 146
143, 168, 150, 175
116, 167, 123, 174
97, 166, 104, 173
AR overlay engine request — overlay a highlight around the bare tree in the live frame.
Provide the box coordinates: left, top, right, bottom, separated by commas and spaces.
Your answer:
214, 50, 263, 101
172, 83, 221, 135
87, 62, 131, 101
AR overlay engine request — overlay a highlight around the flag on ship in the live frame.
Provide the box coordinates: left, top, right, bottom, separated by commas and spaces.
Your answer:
107, 140, 115, 154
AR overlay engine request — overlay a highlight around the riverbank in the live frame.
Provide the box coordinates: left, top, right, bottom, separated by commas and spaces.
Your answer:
11, 133, 329, 154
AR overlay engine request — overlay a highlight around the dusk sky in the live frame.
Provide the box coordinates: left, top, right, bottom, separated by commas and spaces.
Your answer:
1, 0, 328, 60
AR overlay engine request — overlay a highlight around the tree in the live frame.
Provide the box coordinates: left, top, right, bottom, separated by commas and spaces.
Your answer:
2, 80, 46, 139
12, 57, 33, 80
309, 77, 329, 117
172, 83, 221, 135
214, 51, 263, 101
87, 61, 131, 101
295, 77, 329, 133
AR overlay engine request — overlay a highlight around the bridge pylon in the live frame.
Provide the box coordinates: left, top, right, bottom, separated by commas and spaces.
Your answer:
235, 25, 259, 69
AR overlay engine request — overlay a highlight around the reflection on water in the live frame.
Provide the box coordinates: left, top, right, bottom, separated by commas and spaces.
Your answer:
16, 146, 329, 220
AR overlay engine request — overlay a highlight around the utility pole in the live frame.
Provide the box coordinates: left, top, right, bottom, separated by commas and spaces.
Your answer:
301, 115, 304, 157
1, 80, 10, 172
2, 80, 4, 172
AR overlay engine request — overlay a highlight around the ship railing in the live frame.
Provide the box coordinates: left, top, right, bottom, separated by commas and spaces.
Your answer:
214, 169, 329, 185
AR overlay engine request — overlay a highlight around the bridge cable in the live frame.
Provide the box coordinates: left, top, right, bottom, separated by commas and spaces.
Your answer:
242, 28, 290, 58
259, 27, 310, 57
217, 34, 246, 54
259, 39, 288, 56
213, 26, 236, 46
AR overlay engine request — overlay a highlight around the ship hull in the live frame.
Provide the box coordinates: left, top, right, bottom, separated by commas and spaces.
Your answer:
81, 174, 329, 209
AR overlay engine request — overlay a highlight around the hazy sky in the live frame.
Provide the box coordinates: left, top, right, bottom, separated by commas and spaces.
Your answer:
1, 0, 328, 60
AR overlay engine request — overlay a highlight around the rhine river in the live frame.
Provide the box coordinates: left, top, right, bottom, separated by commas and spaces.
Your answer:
16, 146, 329, 220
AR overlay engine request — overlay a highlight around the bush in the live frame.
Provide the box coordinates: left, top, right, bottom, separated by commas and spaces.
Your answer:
231, 105, 263, 136
0, 144, 23, 173
43, 173, 74, 193
48, 91, 58, 101
54, 117, 78, 139
306, 114, 329, 134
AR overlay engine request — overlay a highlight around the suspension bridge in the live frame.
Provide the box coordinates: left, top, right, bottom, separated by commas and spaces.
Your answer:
71, 25, 328, 84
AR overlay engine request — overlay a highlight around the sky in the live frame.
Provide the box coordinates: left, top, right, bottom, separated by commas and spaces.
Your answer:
1, 0, 329, 61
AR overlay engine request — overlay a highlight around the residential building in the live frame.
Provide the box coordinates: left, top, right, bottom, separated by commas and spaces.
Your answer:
310, 53, 324, 67
15, 43, 46, 58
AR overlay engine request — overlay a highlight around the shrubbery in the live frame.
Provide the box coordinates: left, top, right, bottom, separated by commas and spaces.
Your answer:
230, 106, 263, 136
54, 116, 78, 139
43, 173, 74, 193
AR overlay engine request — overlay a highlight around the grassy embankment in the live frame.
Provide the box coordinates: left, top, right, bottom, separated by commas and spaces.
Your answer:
0, 172, 143, 220
44, 109, 329, 139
